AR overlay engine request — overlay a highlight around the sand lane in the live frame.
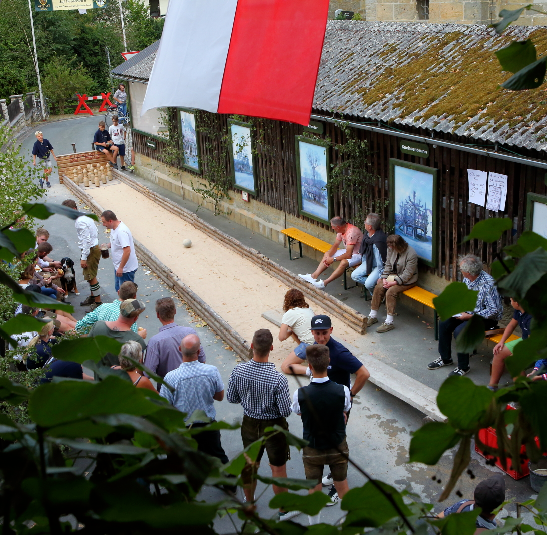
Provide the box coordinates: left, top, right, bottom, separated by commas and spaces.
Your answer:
86, 181, 363, 365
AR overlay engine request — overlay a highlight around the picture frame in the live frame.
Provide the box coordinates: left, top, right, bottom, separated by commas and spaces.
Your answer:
295, 136, 331, 225
389, 159, 438, 267
228, 119, 256, 195
526, 192, 547, 239
179, 108, 200, 172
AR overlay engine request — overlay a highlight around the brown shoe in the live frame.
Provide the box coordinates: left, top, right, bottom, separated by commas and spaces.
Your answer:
88, 302, 103, 311
376, 322, 394, 333
367, 316, 378, 327
80, 295, 95, 306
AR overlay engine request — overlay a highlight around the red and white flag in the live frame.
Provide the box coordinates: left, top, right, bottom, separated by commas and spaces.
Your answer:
142, 0, 329, 126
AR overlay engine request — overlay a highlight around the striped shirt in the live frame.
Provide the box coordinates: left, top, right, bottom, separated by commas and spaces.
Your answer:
227, 359, 291, 420
465, 271, 503, 321
75, 300, 138, 333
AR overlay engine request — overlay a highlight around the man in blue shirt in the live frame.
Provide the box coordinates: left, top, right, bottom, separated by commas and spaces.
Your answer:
160, 333, 228, 464
93, 121, 119, 169
32, 131, 57, 188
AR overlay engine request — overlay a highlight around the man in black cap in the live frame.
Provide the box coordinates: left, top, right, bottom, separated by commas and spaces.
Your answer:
437, 474, 506, 531
285, 314, 369, 505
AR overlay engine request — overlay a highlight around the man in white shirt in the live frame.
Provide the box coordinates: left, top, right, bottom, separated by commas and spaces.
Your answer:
108, 116, 127, 170
35, 228, 61, 271
62, 199, 103, 310
100, 210, 139, 291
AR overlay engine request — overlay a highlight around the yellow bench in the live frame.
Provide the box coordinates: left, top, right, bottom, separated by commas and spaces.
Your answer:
403, 286, 439, 340
281, 227, 356, 290
488, 333, 520, 345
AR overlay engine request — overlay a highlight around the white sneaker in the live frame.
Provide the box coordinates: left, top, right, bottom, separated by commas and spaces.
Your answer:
322, 473, 333, 486
312, 280, 326, 290
325, 486, 339, 507
278, 510, 300, 521
298, 273, 316, 283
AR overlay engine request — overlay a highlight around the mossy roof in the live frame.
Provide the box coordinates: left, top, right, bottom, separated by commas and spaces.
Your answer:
315, 21, 547, 151
111, 40, 159, 82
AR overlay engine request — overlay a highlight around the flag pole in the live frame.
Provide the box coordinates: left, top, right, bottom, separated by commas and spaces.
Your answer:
27, 0, 45, 120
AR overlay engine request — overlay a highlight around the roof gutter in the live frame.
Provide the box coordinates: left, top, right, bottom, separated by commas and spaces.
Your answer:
311, 113, 547, 171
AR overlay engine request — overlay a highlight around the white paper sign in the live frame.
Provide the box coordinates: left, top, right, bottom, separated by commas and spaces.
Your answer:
468, 169, 487, 207
486, 172, 508, 212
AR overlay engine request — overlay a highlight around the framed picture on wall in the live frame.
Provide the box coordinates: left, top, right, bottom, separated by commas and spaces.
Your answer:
526, 192, 547, 239
389, 159, 438, 267
295, 136, 330, 225
228, 119, 256, 195
179, 108, 199, 172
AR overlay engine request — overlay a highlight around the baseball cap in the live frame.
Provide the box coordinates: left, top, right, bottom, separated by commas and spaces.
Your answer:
120, 299, 146, 318
311, 315, 332, 330
474, 474, 505, 514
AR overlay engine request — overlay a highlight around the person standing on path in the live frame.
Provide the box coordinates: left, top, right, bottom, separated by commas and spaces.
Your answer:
227, 329, 298, 521
32, 131, 57, 189
113, 83, 128, 123
144, 297, 205, 380
62, 199, 103, 310
160, 334, 229, 464
100, 210, 139, 291
292, 344, 351, 525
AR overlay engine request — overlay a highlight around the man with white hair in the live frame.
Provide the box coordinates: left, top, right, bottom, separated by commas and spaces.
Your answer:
428, 254, 503, 377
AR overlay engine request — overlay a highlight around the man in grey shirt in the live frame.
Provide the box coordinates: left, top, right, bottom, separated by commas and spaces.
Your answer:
144, 297, 205, 379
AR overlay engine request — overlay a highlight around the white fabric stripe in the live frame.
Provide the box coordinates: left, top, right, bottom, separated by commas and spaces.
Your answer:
142, 0, 238, 115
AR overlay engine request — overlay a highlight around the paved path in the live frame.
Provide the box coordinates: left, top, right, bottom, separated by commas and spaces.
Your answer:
15, 117, 534, 530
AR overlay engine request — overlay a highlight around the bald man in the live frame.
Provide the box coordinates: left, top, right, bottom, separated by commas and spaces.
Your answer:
160, 334, 229, 464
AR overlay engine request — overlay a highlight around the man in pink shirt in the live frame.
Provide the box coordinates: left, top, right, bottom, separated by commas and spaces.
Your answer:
299, 217, 363, 290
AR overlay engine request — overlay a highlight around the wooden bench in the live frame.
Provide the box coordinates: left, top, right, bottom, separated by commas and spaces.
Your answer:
281, 227, 356, 290
403, 286, 439, 340
487, 333, 520, 345
57, 151, 109, 184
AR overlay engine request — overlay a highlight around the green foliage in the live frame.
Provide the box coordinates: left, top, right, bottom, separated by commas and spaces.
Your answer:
42, 56, 94, 115
432, 282, 478, 321
463, 217, 512, 243
124, 0, 164, 51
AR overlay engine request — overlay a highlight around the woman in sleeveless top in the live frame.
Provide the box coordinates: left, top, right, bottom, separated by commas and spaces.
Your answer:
111, 341, 157, 392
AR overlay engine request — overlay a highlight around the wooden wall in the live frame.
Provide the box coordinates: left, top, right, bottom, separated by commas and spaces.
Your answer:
134, 110, 546, 281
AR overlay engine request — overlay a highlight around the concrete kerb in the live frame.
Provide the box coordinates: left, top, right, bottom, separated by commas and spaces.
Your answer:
111, 170, 368, 334
64, 173, 445, 422
62, 177, 251, 359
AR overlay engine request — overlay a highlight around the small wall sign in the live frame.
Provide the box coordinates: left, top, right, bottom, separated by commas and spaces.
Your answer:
399, 140, 429, 158
146, 139, 157, 149
304, 120, 324, 135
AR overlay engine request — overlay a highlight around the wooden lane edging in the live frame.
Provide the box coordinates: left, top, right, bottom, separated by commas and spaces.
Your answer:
112, 171, 367, 334
63, 177, 251, 360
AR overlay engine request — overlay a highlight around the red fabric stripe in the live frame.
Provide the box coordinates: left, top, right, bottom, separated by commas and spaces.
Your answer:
217, 0, 329, 126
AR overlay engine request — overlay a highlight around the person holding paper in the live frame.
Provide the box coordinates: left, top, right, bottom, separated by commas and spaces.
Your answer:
428, 254, 503, 377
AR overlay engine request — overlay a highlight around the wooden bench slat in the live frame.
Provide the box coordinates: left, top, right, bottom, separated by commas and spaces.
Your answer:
488, 334, 520, 345
403, 286, 436, 309
281, 228, 331, 253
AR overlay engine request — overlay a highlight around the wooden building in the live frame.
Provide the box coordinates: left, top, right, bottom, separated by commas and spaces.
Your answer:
112, 21, 547, 292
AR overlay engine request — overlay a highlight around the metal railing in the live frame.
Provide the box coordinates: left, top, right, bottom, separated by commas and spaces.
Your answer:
7, 100, 20, 122
24, 94, 33, 118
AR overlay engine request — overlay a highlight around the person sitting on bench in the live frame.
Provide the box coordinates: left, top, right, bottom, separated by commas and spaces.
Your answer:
428, 254, 503, 378
93, 120, 119, 169
298, 216, 362, 290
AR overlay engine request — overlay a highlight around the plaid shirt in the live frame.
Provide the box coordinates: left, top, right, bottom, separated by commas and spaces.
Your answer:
75, 300, 138, 333
465, 271, 503, 321
227, 359, 291, 420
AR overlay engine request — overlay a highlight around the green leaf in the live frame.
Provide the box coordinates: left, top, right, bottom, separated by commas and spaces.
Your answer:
432, 282, 478, 321
22, 477, 92, 506
534, 476, 547, 511
491, 257, 515, 279
0, 269, 74, 312
518, 382, 547, 449
455, 314, 485, 354
502, 56, 547, 90
255, 475, 319, 491
341, 480, 412, 527
270, 491, 330, 515
437, 376, 493, 429
0, 377, 30, 405
22, 202, 98, 221
495, 40, 537, 73
223, 439, 264, 476
464, 218, 512, 243
2, 228, 36, 253
505, 231, 547, 258
491, 5, 531, 34
497, 248, 547, 300
52, 336, 122, 364
1, 314, 48, 335
264, 424, 308, 450
430, 509, 480, 534
29, 376, 165, 427
491, 516, 524, 533
185, 420, 240, 435
47, 437, 150, 454
409, 422, 460, 465
505, 331, 547, 376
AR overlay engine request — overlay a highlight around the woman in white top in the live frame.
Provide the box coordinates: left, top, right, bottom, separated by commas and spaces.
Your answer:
279, 289, 315, 375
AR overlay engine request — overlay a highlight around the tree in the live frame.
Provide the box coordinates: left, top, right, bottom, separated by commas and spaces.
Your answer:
41, 56, 94, 114
124, 0, 164, 52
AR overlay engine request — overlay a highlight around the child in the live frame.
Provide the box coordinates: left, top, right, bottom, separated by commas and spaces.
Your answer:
108, 115, 126, 170
488, 298, 532, 390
